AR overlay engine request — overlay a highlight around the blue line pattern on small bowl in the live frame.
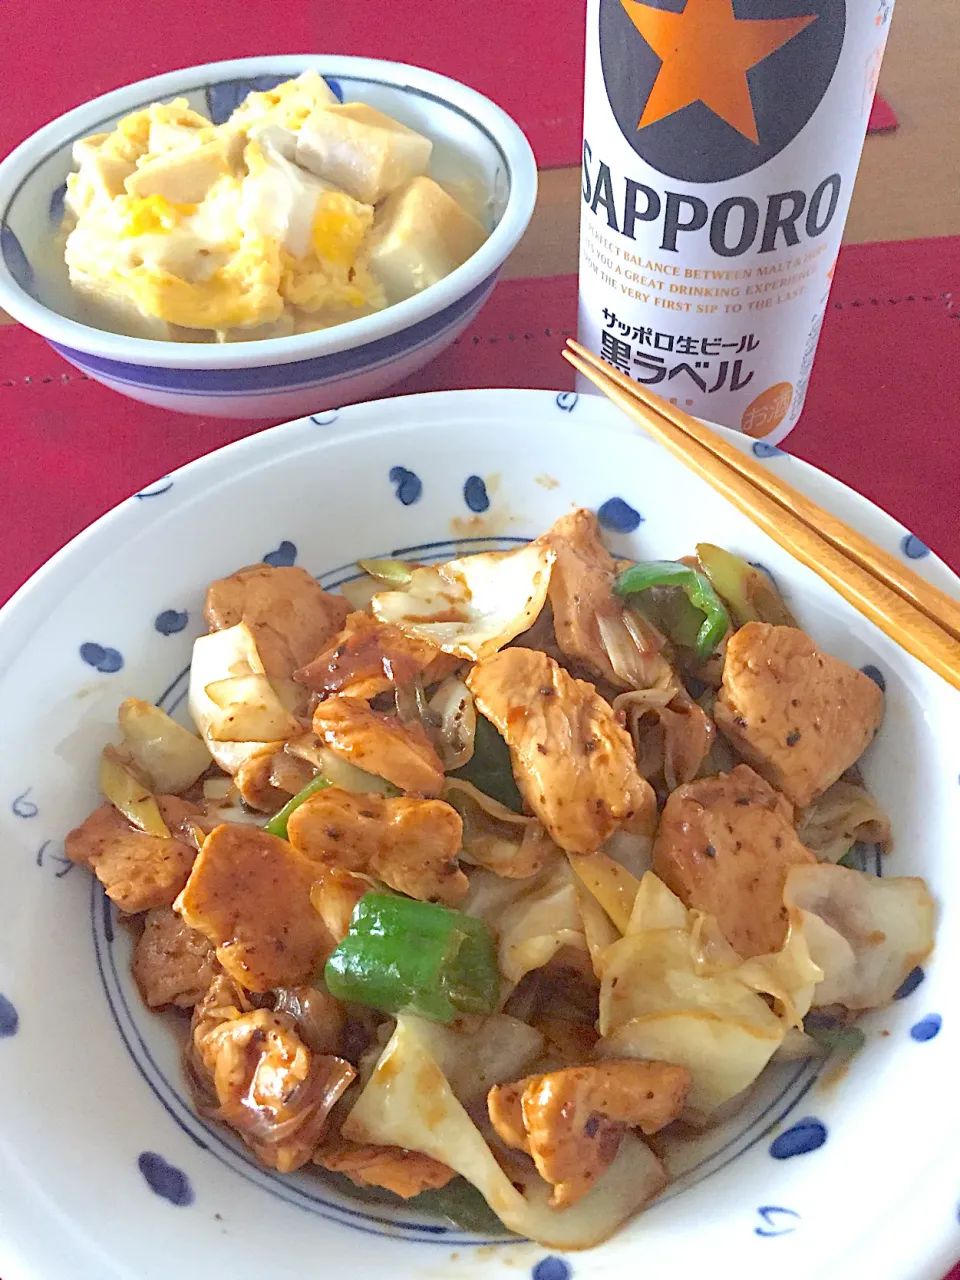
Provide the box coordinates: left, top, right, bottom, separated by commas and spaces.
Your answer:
205, 75, 288, 124
0, 225, 36, 298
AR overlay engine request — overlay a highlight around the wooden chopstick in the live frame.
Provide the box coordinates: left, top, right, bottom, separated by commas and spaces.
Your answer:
566, 339, 960, 645
562, 343, 960, 692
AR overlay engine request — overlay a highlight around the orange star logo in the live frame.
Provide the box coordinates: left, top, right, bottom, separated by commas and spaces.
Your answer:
620, 0, 817, 144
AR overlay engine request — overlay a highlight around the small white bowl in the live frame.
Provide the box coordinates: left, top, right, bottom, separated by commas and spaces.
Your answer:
0, 389, 958, 1280
0, 56, 537, 418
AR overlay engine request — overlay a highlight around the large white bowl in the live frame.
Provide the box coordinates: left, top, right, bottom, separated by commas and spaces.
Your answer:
0, 388, 958, 1280
0, 57, 537, 418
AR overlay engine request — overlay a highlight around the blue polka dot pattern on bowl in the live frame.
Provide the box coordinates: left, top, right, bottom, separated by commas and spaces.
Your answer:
138, 1152, 195, 1206
80, 643, 124, 674
263, 541, 297, 568
532, 1257, 571, 1280
769, 1117, 827, 1160
900, 533, 930, 560
154, 609, 189, 636
860, 664, 886, 692
597, 497, 643, 533
11, 788, 38, 818
910, 1014, 942, 1042
556, 391, 578, 412
390, 467, 423, 506
894, 966, 925, 1000
463, 475, 490, 513
0, 993, 19, 1037
752, 441, 784, 459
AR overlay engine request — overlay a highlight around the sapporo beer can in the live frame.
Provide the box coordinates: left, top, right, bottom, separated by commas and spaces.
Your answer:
578, 0, 894, 442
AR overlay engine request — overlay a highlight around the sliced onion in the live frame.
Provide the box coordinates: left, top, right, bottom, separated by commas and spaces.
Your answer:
117, 697, 212, 794
99, 745, 170, 837
202, 775, 235, 801
310, 869, 378, 941
428, 677, 477, 770
357, 558, 414, 587
796, 780, 893, 864
272, 985, 346, 1055
597, 611, 676, 693
286, 733, 396, 795
568, 852, 643, 934
339, 575, 381, 612
444, 778, 556, 878
204, 675, 302, 742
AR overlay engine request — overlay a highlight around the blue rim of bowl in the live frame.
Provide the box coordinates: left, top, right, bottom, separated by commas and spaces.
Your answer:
50, 271, 498, 394
0, 60, 534, 369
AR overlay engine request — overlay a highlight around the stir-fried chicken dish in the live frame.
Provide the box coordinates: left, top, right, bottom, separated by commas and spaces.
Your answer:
66, 512, 935, 1247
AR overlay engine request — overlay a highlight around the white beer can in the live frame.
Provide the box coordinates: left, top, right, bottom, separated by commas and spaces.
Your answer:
578, 0, 894, 442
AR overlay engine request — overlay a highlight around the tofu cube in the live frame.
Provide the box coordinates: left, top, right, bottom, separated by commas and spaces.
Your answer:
124, 135, 236, 204
367, 176, 488, 302
295, 103, 433, 205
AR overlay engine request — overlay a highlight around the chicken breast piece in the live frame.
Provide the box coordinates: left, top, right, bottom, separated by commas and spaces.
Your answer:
204, 563, 349, 681
177, 824, 331, 992
295, 609, 456, 700
715, 622, 884, 807
467, 648, 656, 853
287, 786, 467, 905
547, 509, 673, 691
312, 695, 445, 796
64, 797, 200, 913
488, 1060, 689, 1208
652, 764, 816, 957
315, 1137, 455, 1198
132, 907, 219, 1008
189, 977, 355, 1173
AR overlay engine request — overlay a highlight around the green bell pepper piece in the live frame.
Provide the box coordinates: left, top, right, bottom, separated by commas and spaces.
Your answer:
324, 892, 500, 1024
411, 1179, 516, 1235
449, 714, 523, 812
264, 773, 332, 839
615, 560, 730, 661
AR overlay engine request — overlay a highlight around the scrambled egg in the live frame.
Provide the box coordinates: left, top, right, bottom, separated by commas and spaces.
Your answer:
62, 70, 487, 343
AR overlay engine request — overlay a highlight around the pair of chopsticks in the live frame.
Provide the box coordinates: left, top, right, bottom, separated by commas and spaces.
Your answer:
563, 339, 960, 692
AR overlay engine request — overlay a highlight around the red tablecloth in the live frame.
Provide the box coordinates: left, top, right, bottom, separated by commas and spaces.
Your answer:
0, 1, 896, 172
2, 235, 958, 607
